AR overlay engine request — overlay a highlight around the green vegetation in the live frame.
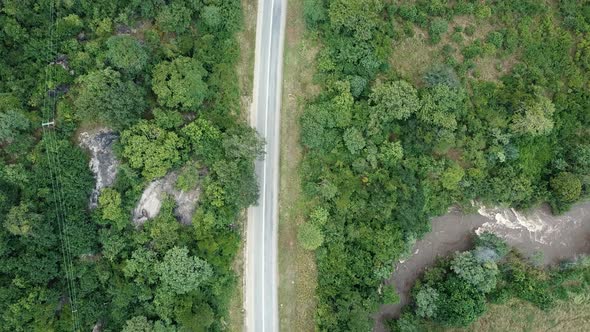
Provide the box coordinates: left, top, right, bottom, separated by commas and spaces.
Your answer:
388, 233, 590, 331
0, 0, 259, 331
152, 57, 208, 111
300, 0, 590, 330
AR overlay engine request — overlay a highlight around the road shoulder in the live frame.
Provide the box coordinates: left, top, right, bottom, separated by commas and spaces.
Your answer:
278, 0, 321, 330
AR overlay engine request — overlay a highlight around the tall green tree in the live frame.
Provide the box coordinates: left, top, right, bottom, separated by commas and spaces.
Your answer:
156, 247, 212, 295
74, 68, 146, 129
106, 35, 148, 75
511, 95, 555, 137
152, 57, 208, 111
120, 120, 184, 180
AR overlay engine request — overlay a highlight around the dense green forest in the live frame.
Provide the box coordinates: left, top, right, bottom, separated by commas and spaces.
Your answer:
390, 233, 590, 331
299, 0, 590, 330
0, 0, 260, 331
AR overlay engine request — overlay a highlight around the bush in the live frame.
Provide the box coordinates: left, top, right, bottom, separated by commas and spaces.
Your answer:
575, 35, 590, 70
486, 31, 504, 48
383, 284, 400, 304
415, 286, 439, 318
475, 232, 509, 260
156, 3, 191, 33
423, 64, 459, 88
120, 120, 184, 180
550, 172, 582, 203
303, 0, 327, 28
106, 35, 148, 74
429, 18, 449, 44
297, 222, 324, 250
435, 276, 487, 327
152, 57, 208, 111
74, 69, 146, 129
462, 40, 484, 59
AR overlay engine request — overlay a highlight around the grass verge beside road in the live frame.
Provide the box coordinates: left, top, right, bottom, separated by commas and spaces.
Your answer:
278, 0, 320, 330
227, 1, 257, 330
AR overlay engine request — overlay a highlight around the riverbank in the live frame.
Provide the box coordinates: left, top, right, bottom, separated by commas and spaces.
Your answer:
374, 201, 590, 331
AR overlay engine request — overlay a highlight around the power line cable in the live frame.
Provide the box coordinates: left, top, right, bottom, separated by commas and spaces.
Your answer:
41, 1, 81, 330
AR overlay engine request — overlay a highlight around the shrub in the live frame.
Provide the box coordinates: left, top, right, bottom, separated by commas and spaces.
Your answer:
550, 172, 582, 203
423, 64, 459, 88
106, 35, 148, 74
486, 31, 504, 48
303, 0, 327, 28
510, 95, 555, 137
297, 222, 324, 250
74, 68, 146, 129
475, 232, 509, 260
462, 40, 484, 59
429, 18, 449, 44
434, 276, 487, 327
415, 286, 439, 318
383, 284, 400, 304
152, 57, 208, 111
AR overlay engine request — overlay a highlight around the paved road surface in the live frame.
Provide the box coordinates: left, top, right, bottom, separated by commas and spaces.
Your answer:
246, 0, 286, 331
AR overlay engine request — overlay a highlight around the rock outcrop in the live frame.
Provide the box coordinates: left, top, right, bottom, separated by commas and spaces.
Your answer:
79, 129, 119, 209
133, 172, 200, 226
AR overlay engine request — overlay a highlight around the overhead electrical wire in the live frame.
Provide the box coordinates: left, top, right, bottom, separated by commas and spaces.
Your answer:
41, 1, 81, 330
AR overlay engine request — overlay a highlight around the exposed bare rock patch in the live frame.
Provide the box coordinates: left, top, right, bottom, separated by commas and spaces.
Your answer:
133, 171, 201, 226
79, 129, 119, 209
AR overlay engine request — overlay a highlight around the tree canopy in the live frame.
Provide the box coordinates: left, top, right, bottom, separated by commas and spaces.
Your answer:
152, 57, 208, 111
74, 68, 146, 129
106, 35, 148, 75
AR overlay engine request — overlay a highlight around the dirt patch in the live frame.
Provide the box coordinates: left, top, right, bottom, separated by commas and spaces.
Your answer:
78, 128, 119, 209
374, 201, 590, 331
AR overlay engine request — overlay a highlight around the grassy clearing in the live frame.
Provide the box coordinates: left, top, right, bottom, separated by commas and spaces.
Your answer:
278, 0, 321, 331
227, 0, 257, 330
390, 16, 516, 84
439, 298, 590, 332
390, 32, 441, 85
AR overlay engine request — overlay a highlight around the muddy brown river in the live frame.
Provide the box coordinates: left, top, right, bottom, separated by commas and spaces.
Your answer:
374, 201, 590, 331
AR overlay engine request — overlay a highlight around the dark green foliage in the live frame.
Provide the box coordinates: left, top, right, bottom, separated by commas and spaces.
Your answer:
119, 120, 184, 180
486, 31, 504, 49
550, 172, 582, 212
304, 4, 590, 329
423, 64, 459, 88
297, 222, 324, 250
152, 57, 208, 111
156, 3, 192, 34
304, 0, 327, 28
475, 232, 510, 260
429, 18, 448, 44
435, 276, 487, 327
106, 35, 148, 75
156, 246, 213, 295
74, 68, 146, 129
0, 0, 256, 330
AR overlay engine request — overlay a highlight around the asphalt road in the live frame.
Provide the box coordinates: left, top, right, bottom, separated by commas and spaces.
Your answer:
245, 0, 286, 331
